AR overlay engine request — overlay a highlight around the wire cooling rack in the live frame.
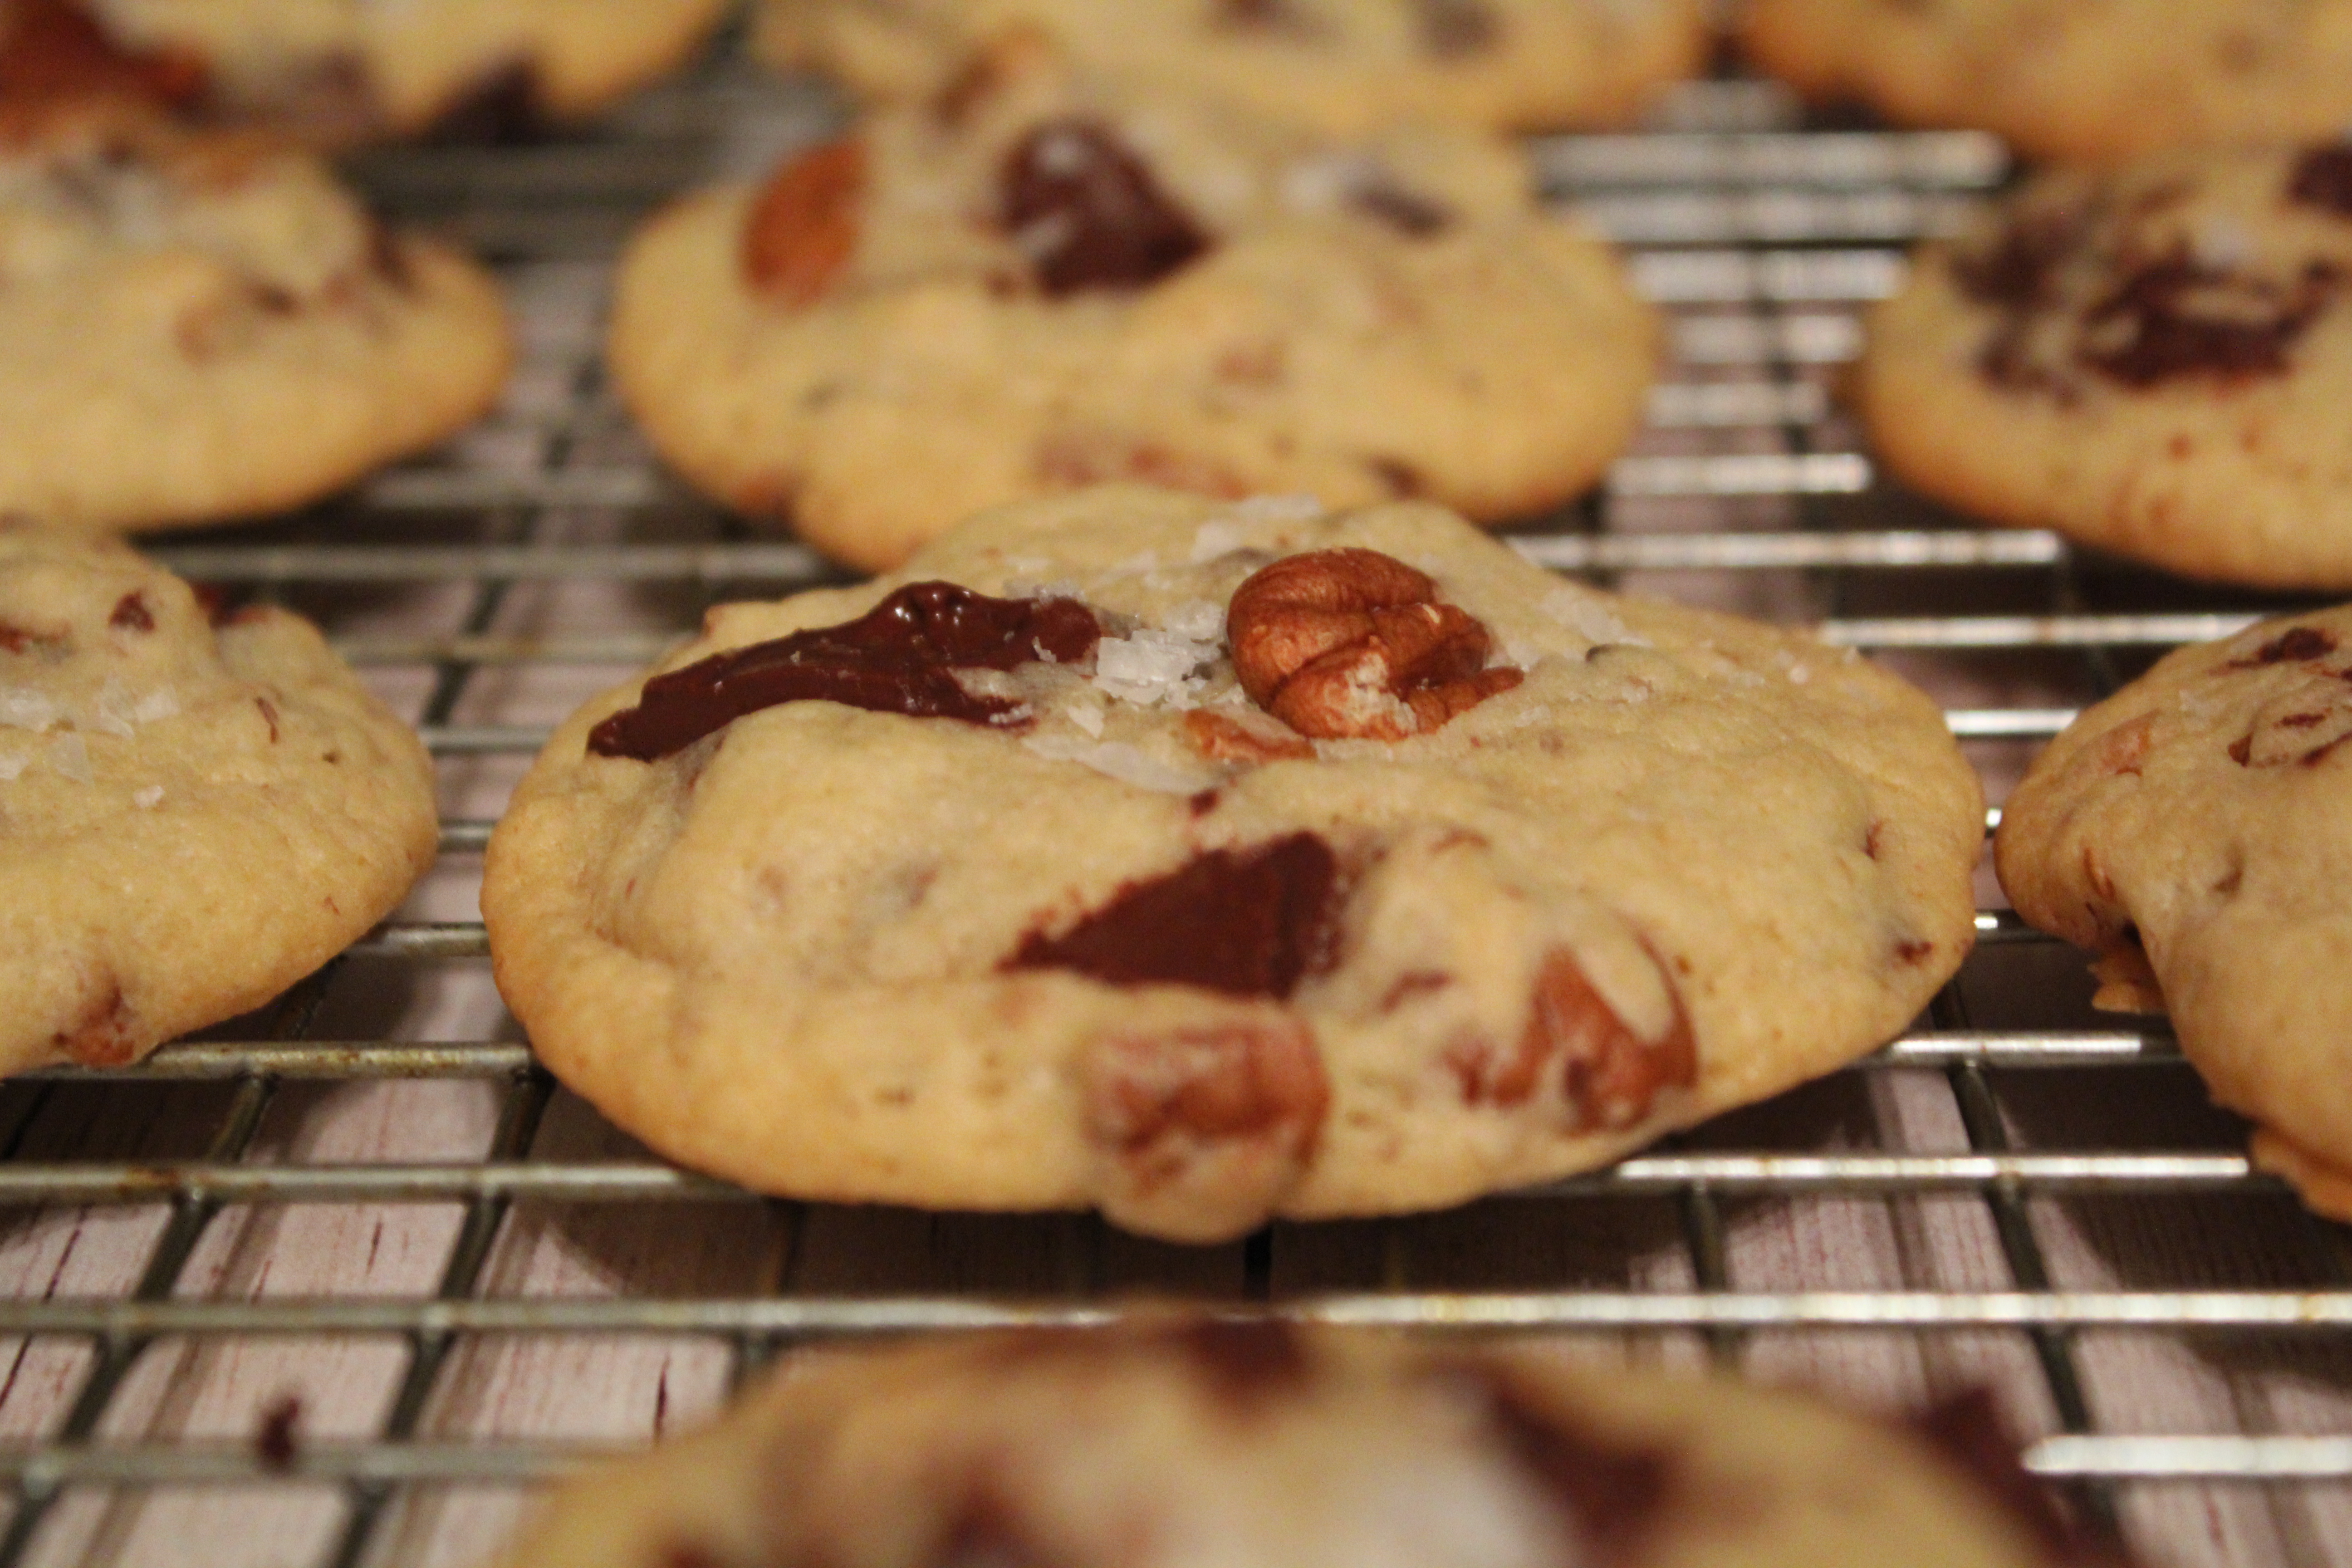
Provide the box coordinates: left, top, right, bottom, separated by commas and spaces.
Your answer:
4, 41, 2352, 1568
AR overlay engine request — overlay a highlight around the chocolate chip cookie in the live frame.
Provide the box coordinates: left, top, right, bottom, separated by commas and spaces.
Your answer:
608, 51, 1660, 573
500, 1319, 2121, 1568
1742, 0, 2352, 162
0, 0, 726, 140
0, 524, 437, 1072
756, 0, 1705, 137
1858, 143, 2352, 590
482, 487, 1983, 1242
0, 106, 511, 533
1996, 609, 2352, 1223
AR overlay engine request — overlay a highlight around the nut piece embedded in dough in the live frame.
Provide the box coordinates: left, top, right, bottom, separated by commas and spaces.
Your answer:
1446, 946, 1697, 1132
1081, 1019, 1329, 1240
1226, 547, 1522, 740
742, 138, 866, 305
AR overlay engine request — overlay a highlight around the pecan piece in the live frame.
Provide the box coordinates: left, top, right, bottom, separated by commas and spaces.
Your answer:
1446, 945, 1695, 1132
1082, 1019, 1328, 1240
743, 138, 866, 306
1182, 709, 1314, 764
1226, 548, 1522, 740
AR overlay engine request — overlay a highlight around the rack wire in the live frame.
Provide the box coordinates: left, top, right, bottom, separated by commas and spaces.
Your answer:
5, 42, 2351, 1568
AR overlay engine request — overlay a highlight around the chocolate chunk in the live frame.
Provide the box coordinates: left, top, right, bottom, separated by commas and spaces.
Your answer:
2232, 625, 2338, 666
1416, 0, 1499, 56
2078, 250, 2337, 387
1163, 1319, 1313, 1413
1001, 119, 1210, 296
588, 583, 1101, 761
926, 1475, 1062, 1568
1457, 1365, 1673, 1552
108, 592, 152, 632
1910, 1390, 2130, 1566
2289, 144, 2352, 219
0, 0, 206, 113
1950, 205, 2089, 311
1008, 833, 1343, 1000
1348, 178, 1452, 236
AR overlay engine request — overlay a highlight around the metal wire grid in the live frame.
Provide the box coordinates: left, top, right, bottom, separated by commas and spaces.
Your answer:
0, 54, 2349, 1568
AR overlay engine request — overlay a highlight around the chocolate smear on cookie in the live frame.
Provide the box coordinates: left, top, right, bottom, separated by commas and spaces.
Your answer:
1001, 119, 1210, 296
1910, 1390, 2133, 1566
2288, 144, 2352, 219
1008, 833, 1343, 999
2077, 249, 2338, 387
588, 583, 1100, 760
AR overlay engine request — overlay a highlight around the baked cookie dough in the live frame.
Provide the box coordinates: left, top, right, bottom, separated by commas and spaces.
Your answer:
0, 524, 437, 1072
1857, 143, 2352, 591
0, 106, 511, 533
1741, 0, 2352, 162
500, 1319, 2122, 1568
1996, 609, 2352, 1224
0, 0, 727, 140
609, 52, 1660, 573
483, 488, 1983, 1242
755, 0, 1705, 137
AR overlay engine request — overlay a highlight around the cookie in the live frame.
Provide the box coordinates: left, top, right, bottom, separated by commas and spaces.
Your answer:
755, 0, 1705, 137
1857, 143, 2352, 591
1995, 609, 2352, 1224
482, 487, 1983, 1242
500, 1318, 2122, 1568
608, 53, 1660, 573
0, 106, 512, 534
0, 524, 437, 1072
0, 0, 728, 140
1741, 0, 2352, 162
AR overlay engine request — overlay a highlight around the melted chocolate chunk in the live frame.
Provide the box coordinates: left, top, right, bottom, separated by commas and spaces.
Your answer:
108, 591, 152, 632
0, 0, 206, 112
1001, 119, 1210, 296
1007, 833, 1343, 1000
1460, 1366, 1672, 1552
2233, 625, 2338, 666
2289, 144, 2352, 218
1911, 1391, 2129, 1566
1950, 205, 2087, 311
1416, 0, 1499, 56
588, 583, 1100, 761
2078, 250, 2337, 387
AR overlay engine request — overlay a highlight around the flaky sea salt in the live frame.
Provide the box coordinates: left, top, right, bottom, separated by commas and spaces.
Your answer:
1092, 627, 1218, 708
1022, 735, 1208, 794
49, 732, 91, 782
1541, 588, 1648, 648
1189, 519, 1250, 563
0, 753, 24, 782
0, 686, 62, 732
1066, 698, 1106, 738
132, 688, 178, 724
1159, 599, 1225, 641
133, 785, 163, 809
91, 677, 137, 738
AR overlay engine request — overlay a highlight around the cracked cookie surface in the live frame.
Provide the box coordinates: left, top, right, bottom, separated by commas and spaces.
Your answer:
1858, 145, 2352, 590
482, 487, 1981, 1241
755, 0, 1705, 137
1996, 608, 2352, 1225
499, 1318, 2121, 1568
607, 52, 1658, 573
3, 0, 726, 140
0, 108, 510, 531
1742, 0, 2352, 162
0, 524, 437, 1073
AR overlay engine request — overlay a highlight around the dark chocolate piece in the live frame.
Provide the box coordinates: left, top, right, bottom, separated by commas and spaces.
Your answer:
1001, 119, 1210, 296
2078, 250, 2336, 387
2289, 144, 2352, 218
1163, 1319, 1313, 1413
1458, 1365, 1672, 1552
588, 582, 1100, 761
1007, 833, 1343, 1000
108, 592, 152, 632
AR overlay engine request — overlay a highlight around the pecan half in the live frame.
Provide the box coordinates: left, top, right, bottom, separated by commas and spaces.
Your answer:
1226, 548, 1522, 740
1082, 1019, 1328, 1240
743, 138, 866, 305
1446, 946, 1695, 1132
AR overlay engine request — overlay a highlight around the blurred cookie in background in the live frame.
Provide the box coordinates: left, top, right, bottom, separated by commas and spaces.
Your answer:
1857, 142, 2352, 588
0, 0, 728, 142
755, 0, 1706, 138
0, 105, 512, 530
1742, 0, 2352, 163
610, 46, 1659, 571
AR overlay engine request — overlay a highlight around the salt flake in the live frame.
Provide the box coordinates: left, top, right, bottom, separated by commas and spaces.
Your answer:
132, 688, 179, 724
49, 733, 91, 782
0, 753, 24, 781
0, 686, 62, 732
1541, 588, 1648, 648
